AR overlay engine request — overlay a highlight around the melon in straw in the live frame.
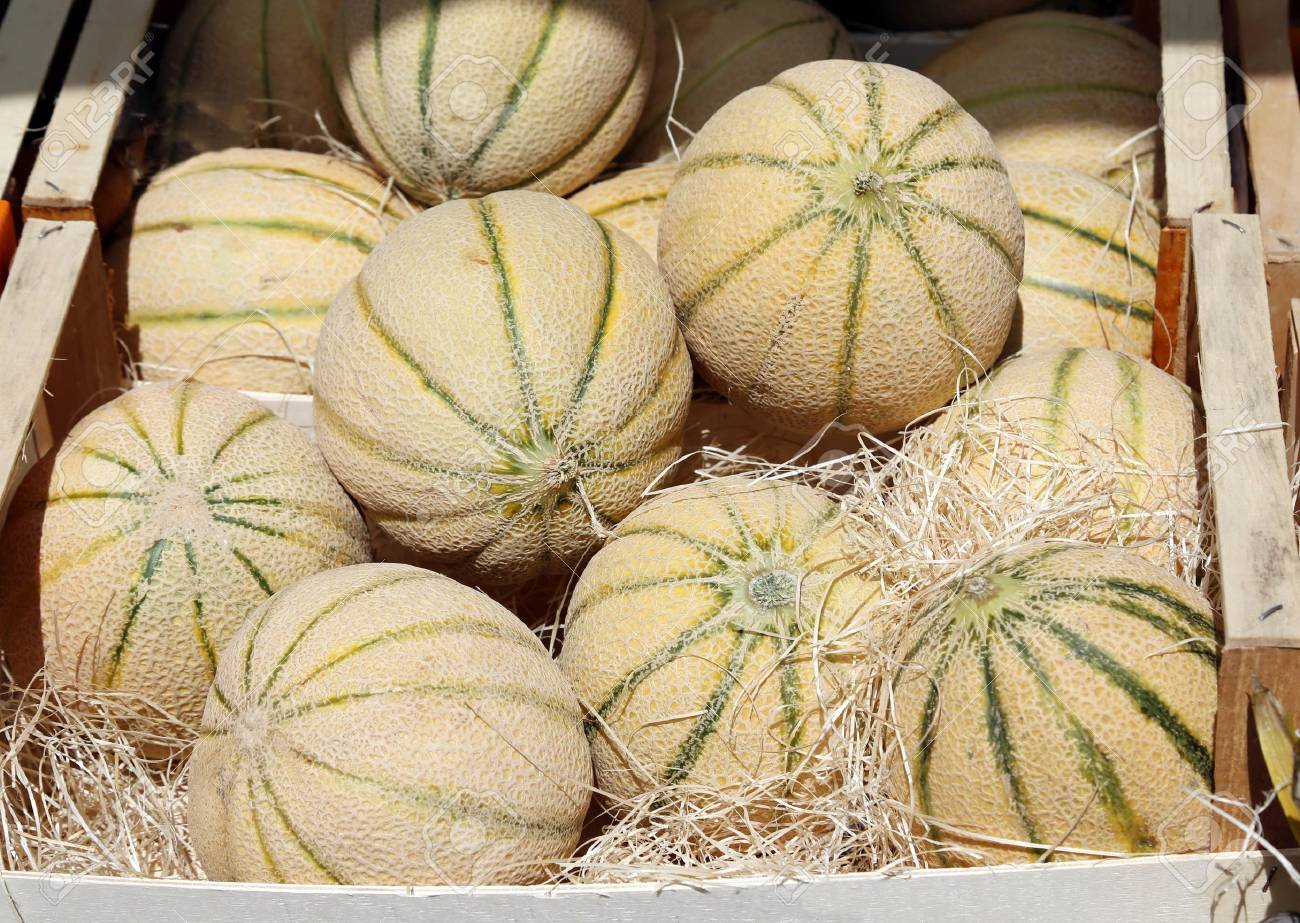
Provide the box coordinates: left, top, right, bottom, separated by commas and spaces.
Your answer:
570, 162, 677, 263
313, 190, 692, 587
161, 0, 345, 157
110, 148, 412, 394
659, 59, 1024, 439
332, 0, 653, 204
0, 383, 369, 727
189, 563, 591, 885
1008, 161, 1160, 358
623, 0, 852, 163
928, 347, 1199, 561
922, 13, 1161, 194
559, 476, 886, 799
892, 542, 1217, 862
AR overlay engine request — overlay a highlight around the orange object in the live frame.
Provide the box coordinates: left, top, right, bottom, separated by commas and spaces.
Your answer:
0, 200, 16, 291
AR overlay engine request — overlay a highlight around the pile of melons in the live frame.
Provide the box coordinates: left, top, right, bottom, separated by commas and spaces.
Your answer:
0, 0, 1217, 886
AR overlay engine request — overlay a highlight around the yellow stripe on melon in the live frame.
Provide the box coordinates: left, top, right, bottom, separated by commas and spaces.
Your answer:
922, 13, 1161, 195
570, 162, 677, 263
161, 0, 346, 157
189, 563, 591, 885
623, 0, 852, 163
313, 190, 692, 588
559, 476, 885, 798
110, 148, 412, 394
332, 0, 654, 204
0, 383, 370, 727
659, 59, 1024, 439
1009, 161, 1161, 358
893, 542, 1217, 862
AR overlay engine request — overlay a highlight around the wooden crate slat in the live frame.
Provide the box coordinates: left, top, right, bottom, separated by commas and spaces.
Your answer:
0, 0, 78, 197
1227, 0, 1300, 369
1160, 0, 1236, 224
1193, 212, 1300, 647
0, 219, 118, 506
22, 0, 156, 221
1229, 0, 1300, 262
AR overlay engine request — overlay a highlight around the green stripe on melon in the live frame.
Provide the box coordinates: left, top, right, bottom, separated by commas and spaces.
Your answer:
894, 542, 1217, 863
189, 563, 591, 886
560, 476, 886, 797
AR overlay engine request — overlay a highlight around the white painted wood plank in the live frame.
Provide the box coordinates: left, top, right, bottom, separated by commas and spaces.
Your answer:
0, 0, 76, 193
0, 851, 1292, 922
0, 220, 97, 506
1159, 0, 1235, 223
22, 0, 155, 217
246, 390, 315, 438
1194, 213, 1300, 647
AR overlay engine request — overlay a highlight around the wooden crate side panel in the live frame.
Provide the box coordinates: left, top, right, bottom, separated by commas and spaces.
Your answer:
22, 0, 157, 221
0, 851, 1292, 923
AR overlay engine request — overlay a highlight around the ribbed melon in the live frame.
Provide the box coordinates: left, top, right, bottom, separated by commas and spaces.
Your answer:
110, 149, 412, 394
892, 542, 1217, 862
313, 190, 692, 588
0, 383, 369, 727
332, 0, 653, 204
570, 162, 677, 263
933, 347, 1199, 558
922, 13, 1161, 194
659, 59, 1024, 439
559, 476, 884, 798
623, 0, 852, 163
1009, 161, 1161, 358
161, 0, 345, 157
189, 563, 591, 885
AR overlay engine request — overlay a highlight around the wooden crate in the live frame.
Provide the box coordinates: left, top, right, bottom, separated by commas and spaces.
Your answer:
0, 1, 1298, 919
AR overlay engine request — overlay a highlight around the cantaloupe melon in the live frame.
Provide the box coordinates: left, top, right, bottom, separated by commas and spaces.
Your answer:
922, 13, 1161, 194
313, 190, 692, 588
659, 59, 1024, 439
111, 148, 412, 394
570, 162, 677, 262
893, 542, 1217, 862
0, 383, 369, 727
161, 0, 345, 157
1008, 161, 1161, 358
932, 347, 1199, 558
332, 0, 653, 204
189, 563, 591, 885
559, 476, 885, 798
623, 0, 853, 163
